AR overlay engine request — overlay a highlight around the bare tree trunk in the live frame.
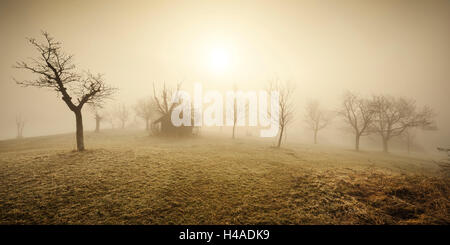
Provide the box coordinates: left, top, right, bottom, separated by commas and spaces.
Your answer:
232, 95, 237, 139
355, 134, 360, 151
277, 126, 284, 148
95, 118, 100, 133
407, 140, 410, 154
382, 137, 388, 153
232, 123, 236, 139
145, 119, 149, 131
75, 110, 85, 151
314, 130, 318, 144
16, 116, 25, 139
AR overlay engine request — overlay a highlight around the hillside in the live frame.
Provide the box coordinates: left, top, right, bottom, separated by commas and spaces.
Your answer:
0, 130, 448, 224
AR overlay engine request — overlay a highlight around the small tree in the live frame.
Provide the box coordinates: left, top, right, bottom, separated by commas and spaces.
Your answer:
153, 82, 181, 117
104, 110, 116, 129
268, 79, 295, 148
15, 115, 26, 139
135, 98, 154, 131
14, 32, 115, 151
371, 95, 436, 153
338, 91, 375, 151
304, 100, 333, 144
115, 104, 129, 129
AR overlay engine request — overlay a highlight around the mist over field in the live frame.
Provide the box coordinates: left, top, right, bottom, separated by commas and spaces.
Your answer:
1, 0, 449, 151
0, 0, 449, 225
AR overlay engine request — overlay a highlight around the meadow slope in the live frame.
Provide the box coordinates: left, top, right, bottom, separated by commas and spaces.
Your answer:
0, 130, 448, 224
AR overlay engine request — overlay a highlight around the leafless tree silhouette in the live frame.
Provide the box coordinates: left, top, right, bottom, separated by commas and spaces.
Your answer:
151, 82, 195, 136
304, 100, 333, 144
268, 79, 295, 148
90, 105, 103, 133
338, 91, 375, 151
402, 128, 416, 154
371, 95, 436, 153
14, 32, 115, 151
15, 115, 26, 139
104, 109, 116, 129
115, 104, 129, 129
135, 98, 154, 131
227, 83, 245, 139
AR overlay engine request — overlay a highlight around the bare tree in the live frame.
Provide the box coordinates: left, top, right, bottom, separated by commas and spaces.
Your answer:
227, 83, 246, 139
14, 32, 115, 151
338, 91, 375, 151
402, 128, 416, 154
245, 101, 252, 137
115, 104, 129, 129
135, 98, 154, 131
15, 115, 26, 139
152, 82, 181, 117
371, 95, 436, 153
304, 100, 333, 144
231, 85, 238, 139
268, 79, 295, 148
104, 109, 116, 129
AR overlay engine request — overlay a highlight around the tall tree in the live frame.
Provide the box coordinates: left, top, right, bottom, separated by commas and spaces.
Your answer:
338, 91, 375, 151
14, 32, 115, 151
371, 95, 436, 153
304, 100, 333, 144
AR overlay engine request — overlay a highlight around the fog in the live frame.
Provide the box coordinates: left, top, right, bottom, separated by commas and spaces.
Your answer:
1, 0, 449, 152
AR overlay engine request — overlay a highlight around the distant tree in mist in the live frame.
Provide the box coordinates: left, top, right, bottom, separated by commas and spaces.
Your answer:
14, 32, 115, 151
304, 100, 333, 144
152, 82, 195, 136
338, 91, 375, 151
115, 104, 129, 129
402, 128, 416, 154
135, 98, 154, 131
152, 82, 180, 116
104, 110, 116, 129
370, 95, 436, 153
268, 79, 295, 148
15, 115, 26, 139
90, 105, 103, 133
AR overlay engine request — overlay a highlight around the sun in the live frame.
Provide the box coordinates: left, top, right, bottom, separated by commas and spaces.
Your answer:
208, 46, 230, 74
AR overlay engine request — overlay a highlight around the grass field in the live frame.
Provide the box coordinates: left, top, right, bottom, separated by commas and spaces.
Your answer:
0, 130, 448, 224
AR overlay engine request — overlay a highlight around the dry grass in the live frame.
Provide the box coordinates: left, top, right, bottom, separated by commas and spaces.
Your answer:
0, 130, 448, 224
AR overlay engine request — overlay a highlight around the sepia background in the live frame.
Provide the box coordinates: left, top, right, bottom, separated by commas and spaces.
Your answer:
0, 0, 449, 151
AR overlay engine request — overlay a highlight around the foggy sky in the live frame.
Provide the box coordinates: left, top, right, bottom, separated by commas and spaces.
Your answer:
0, 0, 449, 150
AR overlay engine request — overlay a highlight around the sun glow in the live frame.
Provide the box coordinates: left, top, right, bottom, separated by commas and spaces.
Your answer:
208, 46, 231, 74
